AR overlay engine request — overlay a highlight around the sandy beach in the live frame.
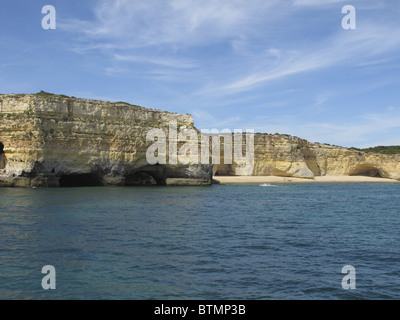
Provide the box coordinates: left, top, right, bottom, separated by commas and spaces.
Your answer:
214, 176, 400, 184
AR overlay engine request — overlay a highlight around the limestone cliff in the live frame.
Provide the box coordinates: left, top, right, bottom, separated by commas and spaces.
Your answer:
1, 93, 399, 187
0, 93, 212, 187
214, 134, 400, 180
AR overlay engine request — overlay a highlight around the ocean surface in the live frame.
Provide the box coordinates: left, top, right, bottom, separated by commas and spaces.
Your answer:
0, 182, 399, 300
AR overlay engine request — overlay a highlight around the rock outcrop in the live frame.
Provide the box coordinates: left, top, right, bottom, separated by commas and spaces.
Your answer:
214, 134, 400, 180
0, 93, 212, 187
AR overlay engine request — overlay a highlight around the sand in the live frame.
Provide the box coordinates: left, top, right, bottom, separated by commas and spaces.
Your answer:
214, 175, 399, 184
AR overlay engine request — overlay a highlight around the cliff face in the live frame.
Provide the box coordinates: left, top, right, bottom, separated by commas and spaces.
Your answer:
214, 134, 400, 180
1, 93, 399, 187
0, 94, 212, 187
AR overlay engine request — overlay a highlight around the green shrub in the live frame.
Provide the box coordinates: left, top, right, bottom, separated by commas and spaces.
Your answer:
35, 91, 70, 99
349, 146, 400, 155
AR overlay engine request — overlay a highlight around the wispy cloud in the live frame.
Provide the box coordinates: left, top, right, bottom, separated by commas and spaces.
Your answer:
58, 0, 281, 83
60, 0, 280, 49
222, 22, 400, 92
59, 1, 400, 93
114, 54, 197, 69
51, 1, 400, 147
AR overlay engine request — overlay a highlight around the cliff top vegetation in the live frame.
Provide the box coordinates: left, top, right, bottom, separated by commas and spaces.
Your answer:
349, 146, 400, 155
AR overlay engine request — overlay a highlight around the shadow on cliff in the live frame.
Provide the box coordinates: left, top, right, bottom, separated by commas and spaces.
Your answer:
0, 142, 7, 171
57, 165, 169, 187
59, 173, 104, 187
349, 164, 383, 178
125, 164, 169, 186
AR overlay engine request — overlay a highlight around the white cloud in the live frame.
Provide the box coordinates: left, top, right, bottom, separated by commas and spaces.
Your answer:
114, 54, 197, 69
60, 1, 400, 93
54, 1, 400, 147
61, 0, 280, 48
222, 22, 400, 92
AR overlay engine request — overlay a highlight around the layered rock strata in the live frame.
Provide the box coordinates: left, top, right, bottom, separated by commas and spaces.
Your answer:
0, 93, 212, 187
214, 134, 400, 180
1, 93, 399, 187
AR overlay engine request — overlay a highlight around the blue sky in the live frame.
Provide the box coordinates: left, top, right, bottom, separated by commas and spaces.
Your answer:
1, 0, 400, 148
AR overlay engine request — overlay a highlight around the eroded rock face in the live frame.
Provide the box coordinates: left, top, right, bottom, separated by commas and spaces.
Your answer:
0, 94, 212, 187
1, 94, 399, 186
310, 143, 400, 180
214, 134, 400, 180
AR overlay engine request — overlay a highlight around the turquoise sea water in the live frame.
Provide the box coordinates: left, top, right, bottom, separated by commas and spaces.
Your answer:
0, 183, 399, 300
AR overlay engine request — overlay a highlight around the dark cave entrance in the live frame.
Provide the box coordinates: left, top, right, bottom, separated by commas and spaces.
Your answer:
59, 173, 103, 187
213, 164, 235, 176
125, 171, 166, 186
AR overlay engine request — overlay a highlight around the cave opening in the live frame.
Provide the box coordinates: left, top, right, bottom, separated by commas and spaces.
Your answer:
213, 164, 235, 176
349, 164, 382, 178
125, 171, 166, 186
59, 173, 103, 187
0, 142, 4, 154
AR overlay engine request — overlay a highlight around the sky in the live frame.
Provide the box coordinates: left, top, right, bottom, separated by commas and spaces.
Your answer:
1, 0, 400, 148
